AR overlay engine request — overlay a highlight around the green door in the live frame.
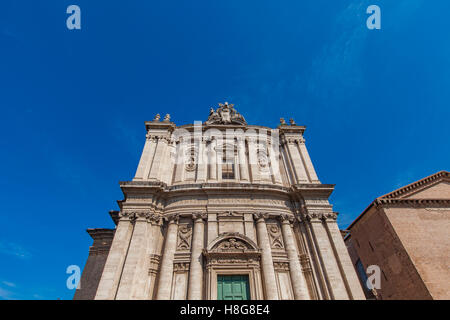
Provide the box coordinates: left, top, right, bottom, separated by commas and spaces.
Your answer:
217, 275, 250, 300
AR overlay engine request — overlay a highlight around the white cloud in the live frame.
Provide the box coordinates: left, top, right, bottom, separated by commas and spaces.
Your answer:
1, 281, 16, 288
0, 241, 32, 260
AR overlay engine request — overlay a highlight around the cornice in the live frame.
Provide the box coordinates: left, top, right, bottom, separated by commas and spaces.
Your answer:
380, 170, 449, 199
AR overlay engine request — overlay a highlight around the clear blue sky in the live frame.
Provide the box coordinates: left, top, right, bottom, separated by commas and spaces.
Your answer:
0, 0, 449, 300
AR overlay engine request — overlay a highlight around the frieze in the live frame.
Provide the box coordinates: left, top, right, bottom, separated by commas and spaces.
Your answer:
273, 262, 290, 271
304, 212, 338, 222
173, 262, 190, 272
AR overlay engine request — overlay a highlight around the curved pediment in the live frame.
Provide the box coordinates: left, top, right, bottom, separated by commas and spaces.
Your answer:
207, 232, 259, 252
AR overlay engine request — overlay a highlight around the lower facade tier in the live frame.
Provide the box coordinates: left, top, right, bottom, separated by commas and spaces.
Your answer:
74, 184, 365, 300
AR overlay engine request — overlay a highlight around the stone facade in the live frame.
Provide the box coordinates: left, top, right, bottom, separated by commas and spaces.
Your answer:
74, 103, 365, 300
345, 171, 450, 300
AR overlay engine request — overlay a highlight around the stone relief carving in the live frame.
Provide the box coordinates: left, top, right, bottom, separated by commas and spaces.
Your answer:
217, 211, 242, 218
267, 224, 284, 249
173, 262, 190, 272
177, 224, 192, 250
273, 262, 290, 271
206, 102, 247, 125
257, 150, 269, 171
216, 238, 249, 251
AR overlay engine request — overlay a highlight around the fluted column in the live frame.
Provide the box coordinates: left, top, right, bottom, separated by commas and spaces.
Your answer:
156, 214, 179, 300
284, 137, 309, 183
254, 213, 278, 300
306, 212, 348, 299
196, 138, 208, 182
95, 212, 135, 300
134, 135, 157, 180
324, 215, 366, 300
238, 137, 249, 181
116, 212, 150, 299
188, 212, 206, 299
279, 214, 310, 300
136, 213, 163, 299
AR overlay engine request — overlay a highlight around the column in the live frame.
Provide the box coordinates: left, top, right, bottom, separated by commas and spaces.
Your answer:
248, 137, 260, 182
196, 138, 208, 182
156, 215, 179, 300
188, 213, 206, 299
149, 137, 168, 180
134, 136, 157, 180
279, 214, 310, 300
238, 137, 249, 181
307, 212, 348, 299
95, 212, 135, 300
208, 140, 217, 181
324, 215, 366, 300
115, 212, 150, 299
253, 213, 278, 300
298, 141, 320, 183
285, 138, 309, 183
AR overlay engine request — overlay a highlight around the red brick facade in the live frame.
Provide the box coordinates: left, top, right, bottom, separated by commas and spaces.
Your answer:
345, 171, 450, 300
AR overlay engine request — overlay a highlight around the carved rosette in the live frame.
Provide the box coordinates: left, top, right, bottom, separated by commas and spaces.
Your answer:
177, 224, 192, 250
267, 224, 284, 249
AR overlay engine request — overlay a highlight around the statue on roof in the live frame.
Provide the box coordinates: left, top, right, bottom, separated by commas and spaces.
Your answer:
206, 102, 247, 125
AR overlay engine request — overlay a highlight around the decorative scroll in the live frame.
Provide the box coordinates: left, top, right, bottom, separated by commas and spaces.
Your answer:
177, 225, 192, 250
267, 224, 284, 249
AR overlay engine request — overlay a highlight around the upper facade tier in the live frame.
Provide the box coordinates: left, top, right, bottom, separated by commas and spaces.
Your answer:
133, 103, 321, 187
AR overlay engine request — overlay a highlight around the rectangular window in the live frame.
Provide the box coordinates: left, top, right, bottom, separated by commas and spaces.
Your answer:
222, 157, 235, 179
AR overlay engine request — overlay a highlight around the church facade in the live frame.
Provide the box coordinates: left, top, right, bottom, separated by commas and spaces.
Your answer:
74, 103, 365, 300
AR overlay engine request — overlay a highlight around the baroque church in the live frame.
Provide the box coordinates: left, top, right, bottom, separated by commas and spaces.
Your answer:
74, 103, 365, 300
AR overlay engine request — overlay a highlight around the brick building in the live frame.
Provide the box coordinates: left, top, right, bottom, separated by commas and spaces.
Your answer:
345, 171, 450, 300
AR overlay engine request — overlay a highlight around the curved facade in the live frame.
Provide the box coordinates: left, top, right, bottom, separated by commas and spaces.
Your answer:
75, 103, 365, 300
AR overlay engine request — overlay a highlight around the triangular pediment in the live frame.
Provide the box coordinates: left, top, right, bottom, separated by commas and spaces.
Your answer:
380, 171, 450, 200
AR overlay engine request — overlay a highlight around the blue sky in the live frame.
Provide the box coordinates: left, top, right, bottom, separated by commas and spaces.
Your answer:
0, 0, 449, 300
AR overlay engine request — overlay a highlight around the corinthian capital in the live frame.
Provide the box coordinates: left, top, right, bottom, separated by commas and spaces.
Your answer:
119, 211, 136, 221
253, 212, 268, 222
279, 213, 295, 224
149, 213, 163, 226
164, 213, 179, 224
192, 212, 207, 221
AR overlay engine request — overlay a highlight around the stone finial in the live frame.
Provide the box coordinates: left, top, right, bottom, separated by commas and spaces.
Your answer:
153, 114, 161, 121
280, 118, 287, 125
289, 118, 296, 125
163, 114, 171, 122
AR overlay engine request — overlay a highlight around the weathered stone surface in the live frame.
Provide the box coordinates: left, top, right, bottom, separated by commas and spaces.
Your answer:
75, 103, 365, 300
